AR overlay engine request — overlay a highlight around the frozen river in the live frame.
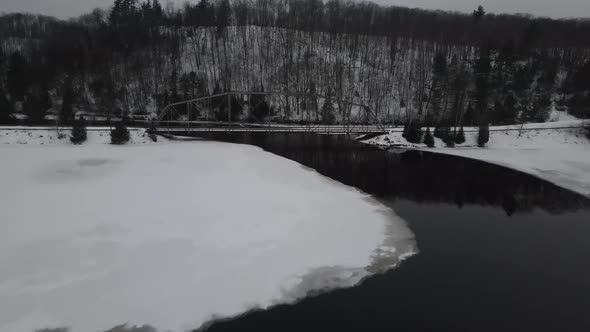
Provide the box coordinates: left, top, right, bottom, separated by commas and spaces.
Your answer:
0, 141, 416, 332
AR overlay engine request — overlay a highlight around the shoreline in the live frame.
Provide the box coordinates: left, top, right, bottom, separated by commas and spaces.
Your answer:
360, 120, 590, 198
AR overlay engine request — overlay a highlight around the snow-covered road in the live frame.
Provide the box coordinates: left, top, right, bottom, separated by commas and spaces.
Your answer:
0, 142, 416, 332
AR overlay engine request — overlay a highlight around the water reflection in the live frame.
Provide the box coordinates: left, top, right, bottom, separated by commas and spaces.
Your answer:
203, 133, 589, 216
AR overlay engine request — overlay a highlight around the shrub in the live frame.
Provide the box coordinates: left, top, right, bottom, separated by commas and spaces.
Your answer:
111, 122, 130, 145
70, 116, 88, 144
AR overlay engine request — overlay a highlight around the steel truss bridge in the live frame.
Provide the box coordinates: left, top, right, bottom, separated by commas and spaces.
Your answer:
154, 91, 387, 135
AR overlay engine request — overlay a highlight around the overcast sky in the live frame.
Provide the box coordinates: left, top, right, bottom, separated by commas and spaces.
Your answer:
1, 0, 590, 20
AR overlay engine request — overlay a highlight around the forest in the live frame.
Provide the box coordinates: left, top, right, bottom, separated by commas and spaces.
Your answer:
1, 0, 590, 127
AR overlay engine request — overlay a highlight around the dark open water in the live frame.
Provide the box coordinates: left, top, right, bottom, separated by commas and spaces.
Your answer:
197, 133, 590, 332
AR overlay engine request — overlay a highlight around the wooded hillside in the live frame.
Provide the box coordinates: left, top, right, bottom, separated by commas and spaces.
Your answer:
1, 0, 589, 126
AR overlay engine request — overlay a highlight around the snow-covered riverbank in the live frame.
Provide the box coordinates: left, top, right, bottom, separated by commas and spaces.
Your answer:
0, 127, 159, 145
362, 120, 590, 198
0, 142, 416, 332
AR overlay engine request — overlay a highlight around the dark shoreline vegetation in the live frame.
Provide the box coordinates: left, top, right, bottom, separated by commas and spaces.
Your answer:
1, 0, 590, 130
193, 133, 590, 332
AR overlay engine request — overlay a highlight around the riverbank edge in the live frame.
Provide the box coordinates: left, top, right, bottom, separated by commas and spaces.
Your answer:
359, 122, 590, 199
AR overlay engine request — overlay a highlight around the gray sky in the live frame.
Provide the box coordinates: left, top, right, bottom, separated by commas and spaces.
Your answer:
1, 0, 590, 20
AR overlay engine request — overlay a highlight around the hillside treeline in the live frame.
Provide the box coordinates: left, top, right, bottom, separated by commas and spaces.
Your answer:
1, 0, 590, 125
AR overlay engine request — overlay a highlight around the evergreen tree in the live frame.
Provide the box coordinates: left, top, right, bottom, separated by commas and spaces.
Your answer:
7, 52, 27, 102
40, 87, 52, 116
196, 0, 212, 26
109, 0, 124, 27
423, 128, 435, 147
179, 73, 191, 99
519, 21, 538, 57
441, 127, 455, 147
147, 121, 158, 142
478, 122, 490, 147
0, 46, 5, 73
228, 95, 243, 120
404, 122, 424, 144
0, 87, 13, 123
211, 82, 223, 110
569, 93, 590, 119
528, 94, 551, 122
111, 121, 130, 144
430, 52, 448, 122
23, 93, 42, 123
472, 5, 485, 23
248, 85, 269, 122
216, 0, 232, 34
474, 46, 491, 124
152, 0, 163, 23
446, 129, 457, 147
572, 61, 590, 92
436, 125, 451, 142
320, 93, 336, 124
60, 78, 74, 125
502, 94, 518, 124
170, 69, 179, 103
189, 71, 198, 97
456, 126, 466, 144
70, 116, 88, 144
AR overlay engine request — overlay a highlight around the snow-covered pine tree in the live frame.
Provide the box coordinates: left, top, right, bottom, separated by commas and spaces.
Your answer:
111, 121, 130, 144
478, 122, 489, 147
70, 116, 88, 144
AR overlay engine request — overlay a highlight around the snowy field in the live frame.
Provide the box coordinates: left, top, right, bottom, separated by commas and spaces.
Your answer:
0, 141, 417, 332
363, 120, 590, 198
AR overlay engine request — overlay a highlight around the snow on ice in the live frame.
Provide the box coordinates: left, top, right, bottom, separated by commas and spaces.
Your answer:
0, 141, 417, 332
